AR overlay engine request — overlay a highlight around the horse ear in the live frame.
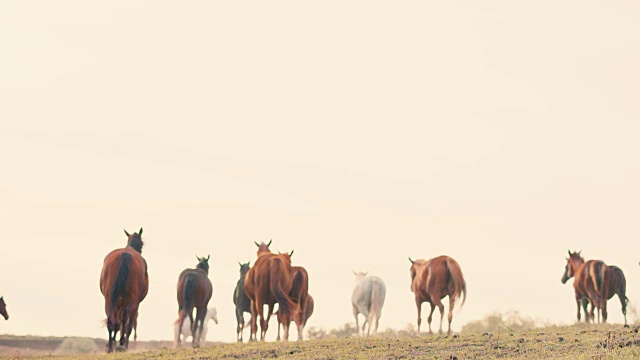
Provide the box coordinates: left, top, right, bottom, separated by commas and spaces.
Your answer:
409, 257, 414, 264
364, 271, 368, 276
567, 250, 571, 256
196, 255, 201, 261
268, 239, 272, 246
238, 261, 242, 266
254, 241, 260, 247
124, 229, 130, 237
353, 271, 357, 276
578, 250, 582, 255
206, 254, 210, 261
139, 227, 143, 236
289, 250, 294, 257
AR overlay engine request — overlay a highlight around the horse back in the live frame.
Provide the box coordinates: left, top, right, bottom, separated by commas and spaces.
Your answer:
578, 260, 610, 299
289, 266, 309, 302
100, 247, 148, 304
424, 256, 450, 297
608, 265, 626, 300
177, 268, 212, 308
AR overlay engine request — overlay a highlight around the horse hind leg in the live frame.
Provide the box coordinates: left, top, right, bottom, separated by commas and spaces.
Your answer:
427, 303, 436, 334
447, 296, 455, 335
236, 309, 244, 342
437, 303, 445, 335
190, 309, 200, 348
106, 319, 116, 353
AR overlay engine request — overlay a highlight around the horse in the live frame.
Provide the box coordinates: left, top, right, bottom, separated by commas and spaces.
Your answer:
409, 256, 466, 335
351, 272, 386, 336
580, 265, 628, 326
174, 306, 218, 347
233, 261, 252, 342
0, 297, 8, 320
561, 250, 610, 323
276, 265, 310, 341
244, 250, 299, 341
277, 293, 314, 341
99, 228, 149, 352
176, 255, 213, 348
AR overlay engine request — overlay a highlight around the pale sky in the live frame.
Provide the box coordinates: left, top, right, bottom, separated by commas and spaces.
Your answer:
1, 1, 639, 343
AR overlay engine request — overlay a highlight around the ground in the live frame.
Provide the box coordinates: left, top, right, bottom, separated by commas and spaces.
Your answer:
5, 324, 640, 359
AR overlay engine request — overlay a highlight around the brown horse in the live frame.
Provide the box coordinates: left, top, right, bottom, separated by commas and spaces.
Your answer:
176, 255, 213, 348
580, 265, 628, 326
276, 264, 309, 341
561, 250, 610, 323
0, 296, 8, 320
244, 250, 299, 341
100, 228, 149, 352
409, 255, 466, 335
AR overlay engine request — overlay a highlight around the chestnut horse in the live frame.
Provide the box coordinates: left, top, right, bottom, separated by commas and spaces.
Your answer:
561, 251, 610, 323
233, 261, 252, 342
100, 228, 149, 352
409, 256, 466, 335
580, 265, 628, 326
176, 255, 213, 348
244, 250, 299, 341
276, 265, 310, 341
0, 296, 8, 320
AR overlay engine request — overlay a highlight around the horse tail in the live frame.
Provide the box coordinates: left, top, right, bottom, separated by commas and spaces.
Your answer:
270, 258, 299, 318
182, 273, 197, 318
368, 280, 385, 333
110, 252, 132, 311
446, 257, 466, 308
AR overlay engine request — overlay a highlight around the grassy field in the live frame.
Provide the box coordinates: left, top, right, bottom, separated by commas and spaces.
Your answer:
16, 324, 640, 359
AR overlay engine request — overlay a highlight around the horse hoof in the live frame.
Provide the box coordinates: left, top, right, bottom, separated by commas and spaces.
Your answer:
115, 346, 127, 352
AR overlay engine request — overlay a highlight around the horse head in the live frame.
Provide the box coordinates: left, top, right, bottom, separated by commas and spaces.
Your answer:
124, 227, 144, 253
562, 250, 583, 284
352, 271, 368, 281
408, 257, 428, 291
0, 297, 7, 320
196, 255, 211, 274
238, 261, 250, 277
255, 239, 272, 256
277, 250, 294, 264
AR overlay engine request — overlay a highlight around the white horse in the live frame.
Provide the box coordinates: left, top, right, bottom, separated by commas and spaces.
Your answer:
351, 272, 386, 336
174, 307, 218, 347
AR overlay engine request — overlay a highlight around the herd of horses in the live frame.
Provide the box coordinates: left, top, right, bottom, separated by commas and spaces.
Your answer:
94, 228, 473, 352
0, 229, 632, 353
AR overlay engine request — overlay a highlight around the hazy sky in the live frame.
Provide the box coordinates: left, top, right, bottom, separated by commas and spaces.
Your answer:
1, 1, 639, 343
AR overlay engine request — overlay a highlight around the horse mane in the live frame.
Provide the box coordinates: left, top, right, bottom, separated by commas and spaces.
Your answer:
128, 234, 144, 253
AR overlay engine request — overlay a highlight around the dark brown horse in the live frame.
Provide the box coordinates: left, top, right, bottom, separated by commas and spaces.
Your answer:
233, 261, 252, 342
244, 251, 299, 341
100, 228, 149, 352
409, 255, 466, 335
0, 296, 8, 320
561, 250, 610, 323
176, 255, 213, 348
580, 265, 628, 326
276, 264, 309, 341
